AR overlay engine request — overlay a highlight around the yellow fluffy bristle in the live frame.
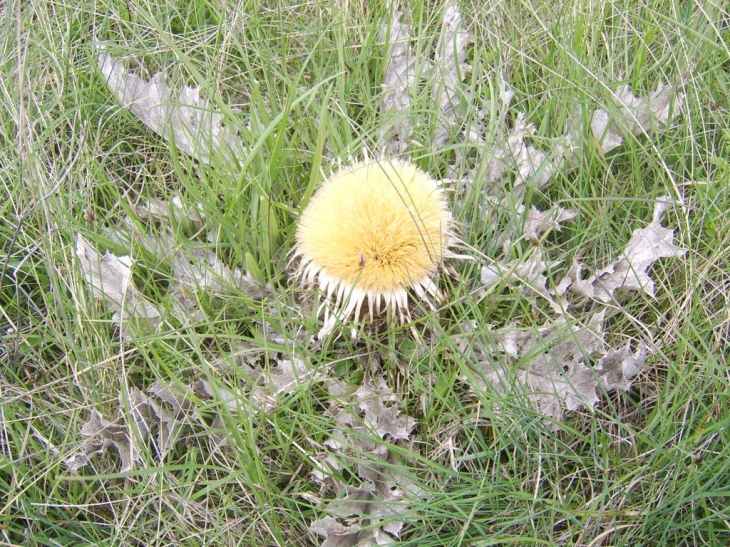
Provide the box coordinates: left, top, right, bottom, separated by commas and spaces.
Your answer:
293, 158, 453, 337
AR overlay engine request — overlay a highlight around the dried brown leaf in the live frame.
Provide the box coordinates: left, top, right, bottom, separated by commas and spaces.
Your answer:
523, 205, 577, 243
591, 109, 623, 153
75, 234, 161, 334
356, 444, 422, 503
172, 248, 273, 301
432, 1, 472, 149
255, 357, 327, 403
309, 374, 419, 539
65, 409, 141, 473
98, 47, 246, 166
480, 248, 564, 313
309, 517, 362, 547
462, 311, 646, 429
595, 342, 647, 391
105, 198, 272, 319
309, 516, 394, 547
566, 198, 687, 301
311, 482, 406, 546
508, 113, 563, 194
591, 82, 684, 153
380, 9, 418, 153
67, 376, 254, 472
129, 387, 180, 456
350, 376, 416, 441
148, 380, 195, 417
133, 196, 205, 225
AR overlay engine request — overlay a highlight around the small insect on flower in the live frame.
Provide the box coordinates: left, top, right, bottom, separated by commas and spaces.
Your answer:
291, 157, 457, 339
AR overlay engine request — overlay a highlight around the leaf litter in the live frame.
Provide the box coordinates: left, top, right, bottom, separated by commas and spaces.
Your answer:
379, 8, 419, 154
76, 5, 690, 545
97, 46, 246, 166
75, 234, 162, 337
66, 355, 329, 471
472, 199, 685, 429
561, 198, 688, 302
591, 82, 686, 153
310, 363, 420, 546
431, 0, 472, 150
458, 313, 649, 428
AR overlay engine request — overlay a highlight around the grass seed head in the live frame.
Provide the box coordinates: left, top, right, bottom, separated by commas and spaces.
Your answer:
293, 158, 454, 338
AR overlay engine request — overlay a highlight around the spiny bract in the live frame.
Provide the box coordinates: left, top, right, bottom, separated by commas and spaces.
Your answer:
292, 158, 454, 338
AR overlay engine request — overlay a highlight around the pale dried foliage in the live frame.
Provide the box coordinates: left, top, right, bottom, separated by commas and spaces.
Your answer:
431, 0, 472, 150
98, 47, 246, 166
379, 8, 418, 154
459, 312, 648, 428
75, 199, 271, 336
523, 205, 578, 244
472, 199, 685, 429
309, 365, 419, 546
591, 82, 686, 153
75, 234, 162, 337
65, 359, 327, 471
562, 200, 688, 302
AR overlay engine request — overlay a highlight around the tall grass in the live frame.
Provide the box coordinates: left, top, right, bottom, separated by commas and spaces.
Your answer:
1, 0, 728, 545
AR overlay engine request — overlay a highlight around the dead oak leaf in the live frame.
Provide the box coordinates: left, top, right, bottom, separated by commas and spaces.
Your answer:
379, 9, 419, 154
591, 82, 685, 153
481, 248, 564, 313
349, 376, 416, 441
432, 0, 472, 149
462, 313, 646, 429
309, 516, 394, 547
595, 341, 647, 391
172, 248, 273, 301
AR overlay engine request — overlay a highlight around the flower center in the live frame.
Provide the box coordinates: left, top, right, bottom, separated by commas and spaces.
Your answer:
295, 159, 451, 294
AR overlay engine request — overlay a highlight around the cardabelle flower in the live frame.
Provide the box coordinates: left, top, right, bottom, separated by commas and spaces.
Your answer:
292, 158, 454, 338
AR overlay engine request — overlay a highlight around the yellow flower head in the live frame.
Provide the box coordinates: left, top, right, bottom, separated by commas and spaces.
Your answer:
293, 158, 454, 338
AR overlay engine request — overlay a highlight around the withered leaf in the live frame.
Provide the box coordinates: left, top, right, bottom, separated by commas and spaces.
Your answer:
523, 205, 578, 243
309, 372, 419, 544
379, 9, 418, 154
481, 248, 564, 313
350, 376, 416, 441
591, 82, 685, 153
75, 234, 161, 334
309, 516, 394, 547
98, 47, 246, 166
65, 409, 141, 473
566, 198, 686, 301
595, 342, 647, 391
462, 312, 646, 429
128, 387, 180, 456
507, 113, 562, 194
255, 357, 327, 404
133, 196, 205, 225
432, 0, 472, 149
172, 247, 273, 301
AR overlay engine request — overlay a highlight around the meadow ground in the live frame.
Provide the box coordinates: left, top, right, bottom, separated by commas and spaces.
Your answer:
1, 0, 729, 545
